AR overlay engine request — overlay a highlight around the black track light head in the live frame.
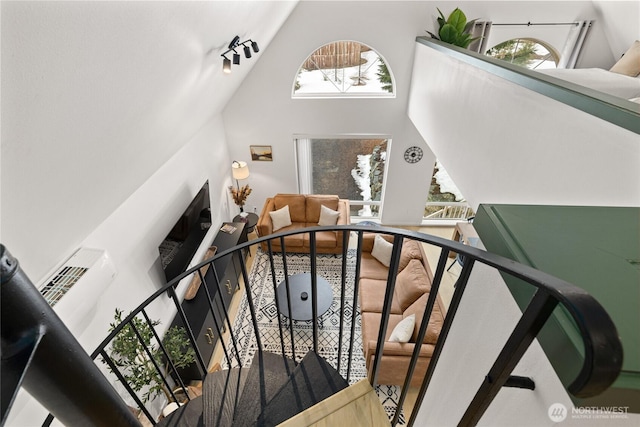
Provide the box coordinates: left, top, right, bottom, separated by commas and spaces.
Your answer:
243, 45, 252, 59
251, 41, 259, 53
233, 51, 240, 65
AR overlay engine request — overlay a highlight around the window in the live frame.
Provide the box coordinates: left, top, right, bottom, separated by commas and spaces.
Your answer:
424, 161, 474, 220
293, 41, 394, 97
486, 38, 559, 70
296, 138, 388, 218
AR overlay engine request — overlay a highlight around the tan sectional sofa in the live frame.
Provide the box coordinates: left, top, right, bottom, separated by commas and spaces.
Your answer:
358, 233, 446, 387
256, 194, 350, 254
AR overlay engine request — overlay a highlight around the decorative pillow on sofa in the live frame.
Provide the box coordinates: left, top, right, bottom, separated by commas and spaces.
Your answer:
318, 204, 340, 226
395, 259, 432, 311
389, 313, 415, 343
269, 205, 292, 231
610, 40, 640, 77
371, 234, 393, 267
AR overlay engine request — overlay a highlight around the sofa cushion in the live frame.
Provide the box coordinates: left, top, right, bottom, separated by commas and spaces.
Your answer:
269, 222, 306, 247
395, 259, 431, 311
404, 293, 445, 345
389, 313, 415, 343
359, 278, 403, 314
305, 195, 339, 223
274, 194, 307, 222
318, 204, 340, 226
269, 205, 292, 232
398, 240, 423, 272
361, 312, 406, 360
304, 226, 338, 248
359, 253, 391, 280
371, 234, 393, 267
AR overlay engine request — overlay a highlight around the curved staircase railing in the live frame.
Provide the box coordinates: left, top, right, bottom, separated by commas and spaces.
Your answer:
2, 225, 623, 426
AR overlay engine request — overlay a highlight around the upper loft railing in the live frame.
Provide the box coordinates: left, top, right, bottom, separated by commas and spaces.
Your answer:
416, 37, 640, 136
1, 225, 623, 426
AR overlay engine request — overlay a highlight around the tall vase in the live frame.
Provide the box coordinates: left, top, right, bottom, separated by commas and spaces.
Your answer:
239, 205, 244, 213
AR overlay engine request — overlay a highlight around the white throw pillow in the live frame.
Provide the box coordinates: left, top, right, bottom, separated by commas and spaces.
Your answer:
389, 314, 415, 343
318, 205, 340, 226
269, 205, 292, 231
371, 234, 393, 267
610, 40, 640, 77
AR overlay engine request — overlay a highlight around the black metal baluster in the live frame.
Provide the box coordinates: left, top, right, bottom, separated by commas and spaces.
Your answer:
237, 245, 263, 353
129, 318, 179, 404
280, 236, 296, 361
408, 256, 476, 427
337, 230, 349, 374
167, 286, 208, 375
459, 289, 559, 426
199, 264, 231, 370
267, 239, 287, 358
310, 231, 318, 354
347, 230, 364, 383
140, 309, 189, 401
100, 349, 155, 425
392, 247, 449, 426
370, 234, 403, 387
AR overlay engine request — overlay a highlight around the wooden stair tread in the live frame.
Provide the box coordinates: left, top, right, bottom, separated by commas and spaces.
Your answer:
276, 379, 390, 427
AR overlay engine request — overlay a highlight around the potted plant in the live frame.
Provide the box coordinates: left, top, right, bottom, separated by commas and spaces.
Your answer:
427, 7, 478, 49
105, 308, 196, 405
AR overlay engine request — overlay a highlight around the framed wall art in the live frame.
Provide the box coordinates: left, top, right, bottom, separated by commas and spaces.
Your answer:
250, 145, 273, 161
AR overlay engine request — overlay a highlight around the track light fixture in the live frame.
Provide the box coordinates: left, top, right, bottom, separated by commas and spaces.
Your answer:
221, 35, 259, 74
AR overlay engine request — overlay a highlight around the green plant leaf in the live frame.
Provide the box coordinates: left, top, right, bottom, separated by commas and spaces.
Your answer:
447, 8, 467, 34
439, 24, 458, 44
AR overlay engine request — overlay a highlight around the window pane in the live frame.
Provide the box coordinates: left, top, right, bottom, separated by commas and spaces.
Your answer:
309, 138, 387, 217
294, 41, 394, 96
486, 38, 558, 70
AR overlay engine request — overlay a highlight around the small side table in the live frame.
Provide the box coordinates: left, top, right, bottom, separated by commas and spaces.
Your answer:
233, 212, 259, 234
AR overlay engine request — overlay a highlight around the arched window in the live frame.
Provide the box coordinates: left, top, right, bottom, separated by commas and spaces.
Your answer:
293, 41, 395, 97
486, 38, 559, 70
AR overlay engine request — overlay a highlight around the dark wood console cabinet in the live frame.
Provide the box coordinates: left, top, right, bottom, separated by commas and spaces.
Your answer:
171, 222, 247, 381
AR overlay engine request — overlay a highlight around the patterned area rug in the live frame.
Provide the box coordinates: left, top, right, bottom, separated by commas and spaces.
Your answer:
224, 248, 406, 425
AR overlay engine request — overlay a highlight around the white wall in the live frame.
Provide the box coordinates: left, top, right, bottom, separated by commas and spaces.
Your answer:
451, 0, 618, 68
408, 42, 640, 210
6, 113, 234, 426
0, 0, 296, 284
415, 244, 640, 426
593, 0, 640, 60
223, 1, 437, 225
222, 1, 624, 225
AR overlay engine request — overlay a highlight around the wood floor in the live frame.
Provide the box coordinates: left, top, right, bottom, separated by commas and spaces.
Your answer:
208, 224, 459, 422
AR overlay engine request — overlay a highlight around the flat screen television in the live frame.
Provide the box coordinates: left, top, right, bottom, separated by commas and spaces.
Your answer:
158, 181, 212, 283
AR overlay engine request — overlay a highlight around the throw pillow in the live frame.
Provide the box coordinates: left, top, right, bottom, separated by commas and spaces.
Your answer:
610, 40, 640, 77
318, 204, 340, 226
269, 205, 292, 231
389, 314, 415, 343
371, 234, 393, 267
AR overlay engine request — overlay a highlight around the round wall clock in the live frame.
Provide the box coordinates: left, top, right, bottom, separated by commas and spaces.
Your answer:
404, 146, 423, 164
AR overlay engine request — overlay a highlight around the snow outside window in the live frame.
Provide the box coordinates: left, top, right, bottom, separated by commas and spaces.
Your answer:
293, 41, 394, 97
295, 138, 389, 218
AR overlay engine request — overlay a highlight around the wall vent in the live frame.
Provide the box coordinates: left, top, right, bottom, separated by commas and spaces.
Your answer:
40, 266, 90, 306
37, 248, 116, 334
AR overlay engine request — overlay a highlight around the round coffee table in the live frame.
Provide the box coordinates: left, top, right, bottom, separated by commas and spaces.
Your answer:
276, 273, 333, 321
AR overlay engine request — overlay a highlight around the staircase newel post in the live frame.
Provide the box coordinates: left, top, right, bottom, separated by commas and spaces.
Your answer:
0, 245, 140, 427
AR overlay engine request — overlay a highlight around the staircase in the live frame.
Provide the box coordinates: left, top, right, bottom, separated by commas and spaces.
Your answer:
157, 350, 389, 427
